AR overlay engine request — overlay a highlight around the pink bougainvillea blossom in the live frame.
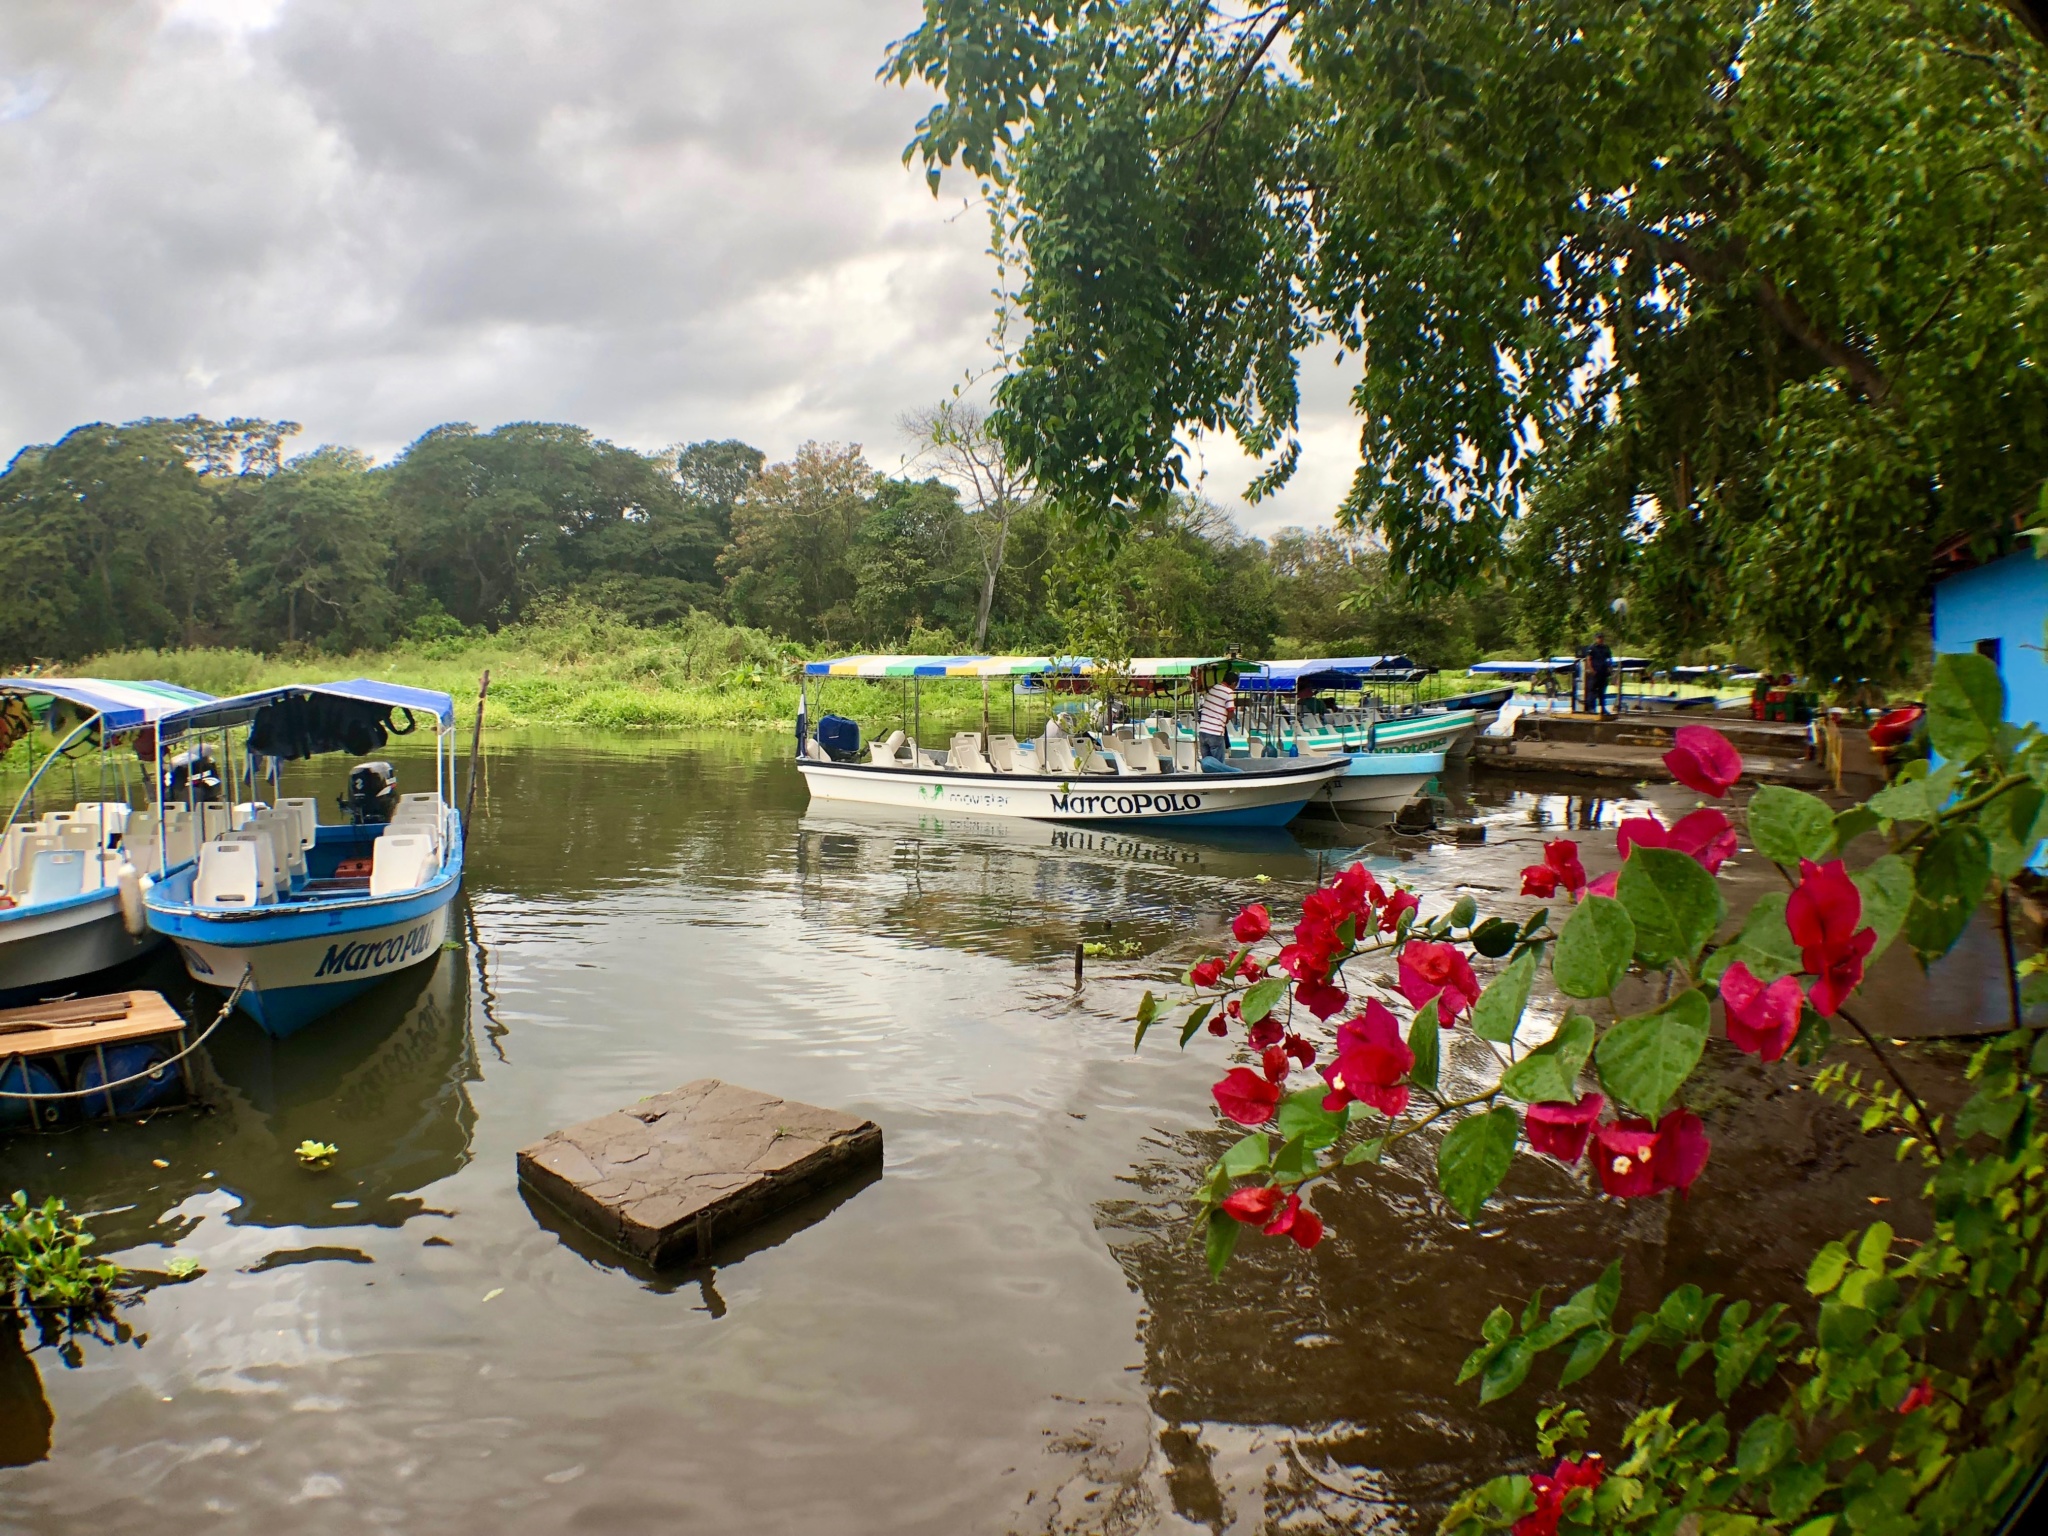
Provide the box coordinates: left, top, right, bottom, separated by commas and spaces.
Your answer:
1231, 902, 1272, 944
1320, 1001, 1414, 1117
1719, 961, 1805, 1062
1219, 1184, 1285, 1224
1521, 838, 1587, 898
1213, 1068, 1283, 1126
1585, 870, 1620, 898
1284, 1032, 1317, 1068
1524, 1095, 1605, 1163
1207, 1016, 1229, 1037
1261, 1045, 1291, 1084
1787, 858, 1877, 1016
1378, 888, 1420, 932
1664, 724, 1743, 797
1261, 1191, 1325, 1249
1594, 1118, 1665, 1198
1190, 956, 1226, 989
1651, 1108, 1711, 1195
1294, 978, 1350, 1020
1618, 807, 1738, 873
1514, 1455, 1607, 1536
1397, 941, 1481, 1022
1236, 955, 1265, 981
1898, 1377, 1936, 1415
1247, 1016, 1283, 1050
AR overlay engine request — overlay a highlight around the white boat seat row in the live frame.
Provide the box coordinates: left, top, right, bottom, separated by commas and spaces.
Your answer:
195, 839, 267, 907
278, 797, 320, 850
869, 729, 910, 766
370, 832, 437, 896
21, 848, 90, 906
947, 732, 993, 773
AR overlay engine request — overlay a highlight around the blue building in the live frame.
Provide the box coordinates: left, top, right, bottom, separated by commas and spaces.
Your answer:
1932, 549, 2048, 732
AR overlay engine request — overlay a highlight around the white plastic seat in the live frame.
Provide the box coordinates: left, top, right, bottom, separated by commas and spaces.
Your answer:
251, 809, 307, 885
195, 841, 263, 908
986, 734, 1019, 772
160, 807, 198, 868
219, 829, 284, 901
199, 803, 234, 843
5, 833, 58, 898
1173, 736, 1199, 772
802, 737, 830, 762
370, 833, 436, 897
23, 849, 88, 906
947, 733, 993, 773
278, 798, 320, 850
1118, 731, 1158, 774
1044, 734, 1078, 774
869, 729, 909, 766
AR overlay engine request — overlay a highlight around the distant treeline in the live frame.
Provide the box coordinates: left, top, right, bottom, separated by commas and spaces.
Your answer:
0, 414, 1538, 669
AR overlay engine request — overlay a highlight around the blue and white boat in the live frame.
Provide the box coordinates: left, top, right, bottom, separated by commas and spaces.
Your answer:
1235, 661, 1448, 810
0, 677, 215, 1003
142, 681, 463, 1039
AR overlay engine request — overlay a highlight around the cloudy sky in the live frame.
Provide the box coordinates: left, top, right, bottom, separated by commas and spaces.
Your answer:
0, 0, 1357, 534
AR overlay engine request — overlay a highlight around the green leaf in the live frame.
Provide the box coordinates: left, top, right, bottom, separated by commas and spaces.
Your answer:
1905, 825, 1991, 964
1470, 916, 1519, 958
1595, 990, 1710, 1118
1218, 1133, 1270, 1178
1437, 1105, 1520, 1222
1617, 847, 1725, 969
1447, 894, 1478, 929
1240, 976, 1285, 1025
1499, 1016, 1593, 1103
1832, 805, 1880, 850
1815, 1301, 1872, 1350
1133, 990, 1159, 1050
1769, 1460, 1828, 1522
1557, 1328, 1614, 1388
1553, 896, 1635, 998
1470, 949, 1537, 1043
1985, 784, 2047, 882
1926, 651, 2005, 764
1204, 1211, 1241, 1278
1806, 1241, 1849, 1295
1271, 1130, 1314, 1183
1738, 1414, 1795, 1479
1851, 854, 1913, 960
1748, 786, 1839, 865
1342, 1136, 1385, 1165
1178, 999, 1217, 1047
1408, 997, 1442, 1092
1705, 891, 1803, 983
1479, 1338, 1533, 1403
1276, 1089, 1346, 1151
1855, 1220, 1894, 1271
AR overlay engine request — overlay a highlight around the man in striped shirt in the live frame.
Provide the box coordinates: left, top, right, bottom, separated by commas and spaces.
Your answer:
1197, 667, 1238, 770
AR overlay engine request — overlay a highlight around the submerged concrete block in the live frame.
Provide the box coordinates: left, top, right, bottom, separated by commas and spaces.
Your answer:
516, 1079, 883, 1266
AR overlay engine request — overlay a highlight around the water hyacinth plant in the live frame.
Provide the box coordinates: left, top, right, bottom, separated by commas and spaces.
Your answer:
1137, 653, 2048, 1534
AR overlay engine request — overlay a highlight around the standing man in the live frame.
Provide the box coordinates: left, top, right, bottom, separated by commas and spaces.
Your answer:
1584, 633, 1614, 719
1196, 662, 1239, 771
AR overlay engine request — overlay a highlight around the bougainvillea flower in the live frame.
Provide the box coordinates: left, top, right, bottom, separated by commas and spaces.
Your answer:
1232, 903, 1272, 944
1787, 858, 1876, 1016
1261, 1191, 1325, 1249
1520, 838, 1587, 898
1651, 1108, 1710, 1195
1330, 862, 1386, 918
1294, 978, 1350, 1020
1300, 886, 1356, 935
1207, 1016, 1229, 1037
1619, 808, 1738, 874
1247, 1017, 1283, 1049
1524, 1095, 1605, 1163
1190, 956, 1226, 989
1719, 961, 1805, 1062
1320, 1000, 1414, 1116
1663, 724, 1743, 797
1377, 888, 1421, 932
1284, 1032, 1317, 1068
1219, 1184, 1286, 1224
1236, 955, 1265, 981
1397, 941, 1481, 1022
1585, 870, 1619, 898
1514, 1454, 1606, 1536
1898, 1377, 1935, 1415
1261, 1046, 1290, 1084
1213, 1068, 1283, 1126
1593, 1118, 1663, 1198
1277, 915, 1343, 984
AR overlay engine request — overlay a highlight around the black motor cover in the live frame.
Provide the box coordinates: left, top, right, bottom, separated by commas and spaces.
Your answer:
344, 761, 398, 824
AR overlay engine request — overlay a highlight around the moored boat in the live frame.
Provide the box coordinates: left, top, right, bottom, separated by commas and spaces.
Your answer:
142, 681, 463, 1039
0, 678, 215, 1003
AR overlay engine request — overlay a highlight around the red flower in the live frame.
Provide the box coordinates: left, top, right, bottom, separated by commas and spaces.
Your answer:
1664, 724, 1743, 797
1619, 808, 1738, 874
1514, 1455, 1606, 1536
1190, 956, 1226, 988
1521, 838, 1586, 898
1294, 978, 1350, 1020
1377, 889, 1420, 932
1525, 1095, 1605, 1162
1232, 903, 1272, 944
1261, 1191, 1325, 1249
1397, 941, 1481, 1023
1213, 1068, 1283, 1126
1719, 961, 1804, 1062
1219, 1184, 1285, 1224
1261, 1045, 1291, 1084
1595, 1111, 1710, 1197
1277, 914, 1344, 984
1207, 1016, 1229, 1037
1284, 1032, 1317, 1068
1787, 858, 1876, 1016
1320, 1000, 1414, 1117
1898, 1377, 1935, 1415
1584, 870, 1619, 898
1237, 956, 1265, 981
1247, 1017, 1283, 1049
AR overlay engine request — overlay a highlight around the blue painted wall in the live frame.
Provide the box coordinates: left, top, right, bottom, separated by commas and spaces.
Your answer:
1932, 551, 2048, 732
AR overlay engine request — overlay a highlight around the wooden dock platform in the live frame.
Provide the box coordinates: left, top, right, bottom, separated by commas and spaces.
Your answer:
0, 990, 195, 1131
1474, 710, 1832, 787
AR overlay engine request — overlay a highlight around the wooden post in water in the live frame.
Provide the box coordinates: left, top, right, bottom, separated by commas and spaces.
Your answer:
1073, 942, 1084, 989
463, 670, 490, 849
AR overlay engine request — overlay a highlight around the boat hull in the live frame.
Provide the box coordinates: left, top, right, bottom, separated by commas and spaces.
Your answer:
797, 758, 1346, 827
0, 889, 160, 1004
1301, 749, 1444, 813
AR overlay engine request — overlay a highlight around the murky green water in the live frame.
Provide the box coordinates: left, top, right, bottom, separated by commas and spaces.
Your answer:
0, 734, 1987, 1533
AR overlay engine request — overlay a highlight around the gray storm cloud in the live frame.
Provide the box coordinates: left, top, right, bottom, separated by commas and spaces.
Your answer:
0, 0, 1351, 530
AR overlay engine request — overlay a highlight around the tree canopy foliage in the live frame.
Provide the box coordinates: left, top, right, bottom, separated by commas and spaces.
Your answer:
888, 0, 2048, 686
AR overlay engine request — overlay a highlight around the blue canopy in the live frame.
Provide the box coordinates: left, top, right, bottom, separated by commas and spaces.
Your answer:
0, 677, 214, 733
1237, 656, 1418, 694
157, 678, 457, 739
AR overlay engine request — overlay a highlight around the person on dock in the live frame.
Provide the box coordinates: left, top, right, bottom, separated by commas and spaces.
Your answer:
1584, 634, 1613, 718
1197, 664, 1240, 771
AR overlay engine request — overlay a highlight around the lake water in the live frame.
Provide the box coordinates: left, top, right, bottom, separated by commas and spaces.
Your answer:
0, 733, 1984, 1533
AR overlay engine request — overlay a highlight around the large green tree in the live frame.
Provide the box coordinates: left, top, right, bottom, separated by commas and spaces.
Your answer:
889, 0, 2048, 685
718, 442, 880, 642
232, 447, 396, 650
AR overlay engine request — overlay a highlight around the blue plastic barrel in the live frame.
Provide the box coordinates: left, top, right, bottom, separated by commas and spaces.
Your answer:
74, 1043, 183, 1119
0, 1057, 68, 1132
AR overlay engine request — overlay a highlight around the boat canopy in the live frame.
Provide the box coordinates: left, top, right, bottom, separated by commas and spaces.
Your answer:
0, 677, 214, 733
1470, 656, 1652, 678
156, 678, 457, 740
1236, 656, 1417, 693
802, 654, 1230, 680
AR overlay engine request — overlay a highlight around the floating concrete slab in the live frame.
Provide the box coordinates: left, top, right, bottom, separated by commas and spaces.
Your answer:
516, 1079, 883, 1267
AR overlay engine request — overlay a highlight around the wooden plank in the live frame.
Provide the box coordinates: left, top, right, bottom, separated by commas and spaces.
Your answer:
0, 991, 188, 1058
516, 1079, 883, 1267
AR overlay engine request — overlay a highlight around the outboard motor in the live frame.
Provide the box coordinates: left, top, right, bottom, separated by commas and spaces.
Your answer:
162, 743, 223, 804
344, 761, 397, 824
816, 713, 862, 762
